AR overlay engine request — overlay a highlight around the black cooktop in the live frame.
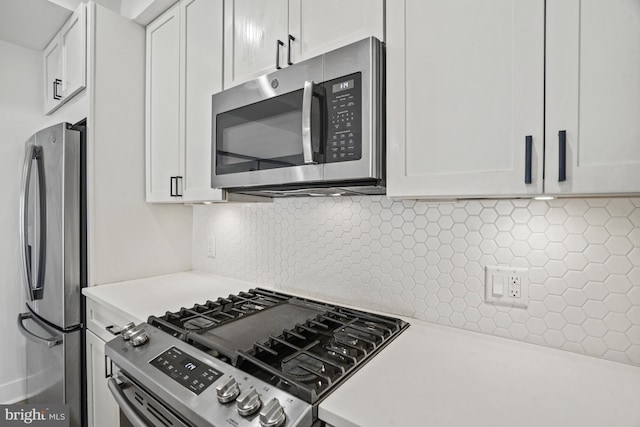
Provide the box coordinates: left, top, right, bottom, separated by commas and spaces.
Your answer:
147, 288, 409, 404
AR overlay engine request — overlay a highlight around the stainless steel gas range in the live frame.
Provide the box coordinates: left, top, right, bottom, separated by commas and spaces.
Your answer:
105, 288, 408, 427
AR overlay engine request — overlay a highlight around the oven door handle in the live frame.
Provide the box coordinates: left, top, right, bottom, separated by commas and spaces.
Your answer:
301, 80, 324, 164
107, 378, 150, 427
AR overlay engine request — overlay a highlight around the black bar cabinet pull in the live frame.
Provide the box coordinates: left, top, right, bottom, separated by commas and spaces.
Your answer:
170, 176, 175, 197
176, 176, 183, 197
287, 34, 295, 65
276, 40, 284, 70
524, 135, 533, 184
104, 355, 113, 379
105, 325, 121, 336
558, 130, 567, 182
53, 79, 62, 100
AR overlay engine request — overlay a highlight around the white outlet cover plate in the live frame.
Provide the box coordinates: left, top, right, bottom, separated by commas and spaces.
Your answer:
484, 265, 529, 308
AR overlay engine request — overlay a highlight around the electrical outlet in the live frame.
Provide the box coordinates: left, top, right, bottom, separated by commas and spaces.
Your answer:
508, 275, 521, 298
508, 287, 521, 298
485, 266, 529, 308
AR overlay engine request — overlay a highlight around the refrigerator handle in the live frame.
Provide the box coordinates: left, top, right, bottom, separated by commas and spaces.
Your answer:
34, 146, 47, 299
17, 313, 62, 348
19, 144, 35, 301
19, 144, 47, 301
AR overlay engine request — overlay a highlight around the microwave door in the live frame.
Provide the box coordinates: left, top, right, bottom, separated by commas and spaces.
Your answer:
212, 57, 324, 189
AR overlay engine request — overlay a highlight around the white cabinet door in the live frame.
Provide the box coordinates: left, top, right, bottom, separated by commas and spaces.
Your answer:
60, 2, 87, 99
387, 0, 545, 199
288, 0, 384, 64
146, 4, 183, 202
181, 0, 225, 202
86, 330, 119, 427
43, 2, 86, 115
545, 0, 640, 195
43, 35, 62, 114
223, 0, 288, 89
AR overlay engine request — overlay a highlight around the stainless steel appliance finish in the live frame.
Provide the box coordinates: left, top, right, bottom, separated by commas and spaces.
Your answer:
19, 312, 81, 423
211, 37, 385, 197
20, 123, 82, 328
16, 122, 85, 427
105, 288, 408, 427
106, 325, 314, 427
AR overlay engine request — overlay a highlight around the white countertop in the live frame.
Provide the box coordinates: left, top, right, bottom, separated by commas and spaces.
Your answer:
319, 320, 640, 427
83, 271, 261, 323
83, 272, 640, 427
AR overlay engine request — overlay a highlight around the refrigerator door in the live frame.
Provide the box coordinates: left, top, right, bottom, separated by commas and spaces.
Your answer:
21, 123, 81, 329
18, 310, 81, 427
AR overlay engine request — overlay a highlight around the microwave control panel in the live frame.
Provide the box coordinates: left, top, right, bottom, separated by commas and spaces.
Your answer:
325, 72, 362, 162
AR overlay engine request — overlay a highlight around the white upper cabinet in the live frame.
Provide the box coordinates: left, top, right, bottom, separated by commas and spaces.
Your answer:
223, 0, 288, 89
146, 0, 225, 203
223, 0, 385, 89
60, 4, 87, 99
387, 0, 545, 198
387, 0, 640, 199
43, 36, 62, 114
287, 0, 384, 64
181, 0, 225, 202
544, 0, 640, 195
146, 4, 182, 203
43, 2, 87, 115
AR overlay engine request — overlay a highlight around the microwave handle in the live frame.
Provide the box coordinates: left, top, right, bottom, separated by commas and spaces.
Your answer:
302, 80, 320, 164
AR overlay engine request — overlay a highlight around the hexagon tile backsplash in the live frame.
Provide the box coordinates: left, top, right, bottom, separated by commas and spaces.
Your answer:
193, 197, 640, 366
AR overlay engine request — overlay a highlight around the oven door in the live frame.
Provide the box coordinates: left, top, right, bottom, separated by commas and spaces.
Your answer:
212, 56, 325, 189
108, 372, 191, 427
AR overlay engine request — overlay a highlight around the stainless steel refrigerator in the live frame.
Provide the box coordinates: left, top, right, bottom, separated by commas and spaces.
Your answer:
16, 122, 86, 427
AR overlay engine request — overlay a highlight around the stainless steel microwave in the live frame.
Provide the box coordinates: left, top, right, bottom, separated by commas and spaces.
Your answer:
211, 37, 385, 197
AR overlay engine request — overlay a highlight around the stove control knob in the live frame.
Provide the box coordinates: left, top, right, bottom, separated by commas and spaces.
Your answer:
215, 376, 240, 403
259, 398, 286, 427
236, 386, 261, 417
120, 322, 137, 340
129, 329, 149, 347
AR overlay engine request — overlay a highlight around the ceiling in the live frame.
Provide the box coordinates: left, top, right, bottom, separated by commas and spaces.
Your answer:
0, 0, 72, 51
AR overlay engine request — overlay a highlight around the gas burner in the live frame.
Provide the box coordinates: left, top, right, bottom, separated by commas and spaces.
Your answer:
183, 317, 215, 331
241, 302, 265, 311
362, 321, 384, 332
324, 340, 359, 360
337, 325, 386, 344
333, 330, 359, 346
281, 354, 326, 382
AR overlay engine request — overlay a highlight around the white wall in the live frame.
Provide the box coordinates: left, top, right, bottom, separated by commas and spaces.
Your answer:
0, 40, 45, 403
88, 2, 192, 286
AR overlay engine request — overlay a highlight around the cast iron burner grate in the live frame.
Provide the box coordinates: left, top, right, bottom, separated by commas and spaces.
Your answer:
148, 288, 409, 404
